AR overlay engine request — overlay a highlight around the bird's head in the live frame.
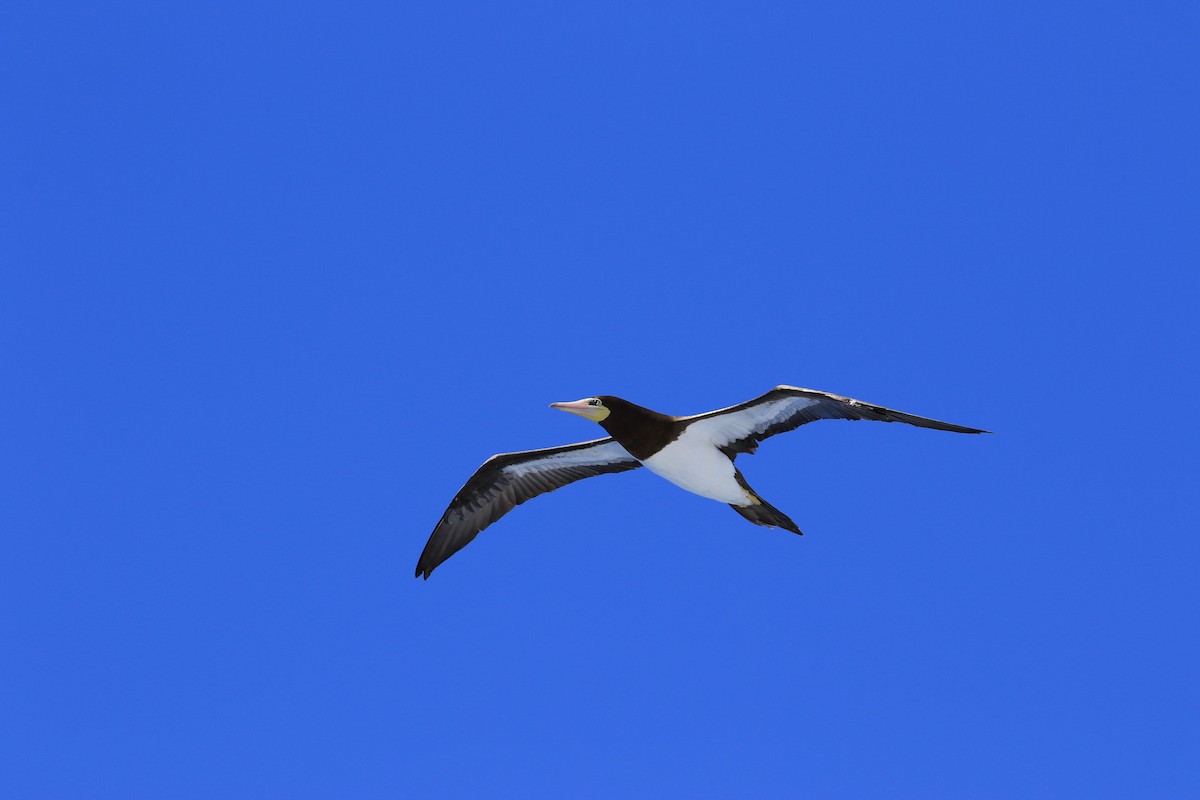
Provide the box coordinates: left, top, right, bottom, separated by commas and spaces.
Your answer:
550, 396, 612, 423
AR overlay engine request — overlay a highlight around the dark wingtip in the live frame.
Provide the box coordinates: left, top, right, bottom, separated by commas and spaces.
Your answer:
936, 424, 989, 435
943, 422, 990, 434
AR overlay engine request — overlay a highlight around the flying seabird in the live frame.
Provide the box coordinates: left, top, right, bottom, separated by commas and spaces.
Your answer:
415, 385, 986, 578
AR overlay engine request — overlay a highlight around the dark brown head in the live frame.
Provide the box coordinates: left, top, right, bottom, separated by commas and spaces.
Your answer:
549, 395, 680, 459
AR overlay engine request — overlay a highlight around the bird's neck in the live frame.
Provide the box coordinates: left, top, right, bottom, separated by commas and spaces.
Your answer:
599, 400, 683, 461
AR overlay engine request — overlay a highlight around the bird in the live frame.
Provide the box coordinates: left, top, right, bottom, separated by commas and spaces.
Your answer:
415, 385, 987, 578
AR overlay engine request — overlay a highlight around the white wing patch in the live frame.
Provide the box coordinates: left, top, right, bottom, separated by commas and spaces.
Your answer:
502, 439, 636, 478
683, 397, 815, 448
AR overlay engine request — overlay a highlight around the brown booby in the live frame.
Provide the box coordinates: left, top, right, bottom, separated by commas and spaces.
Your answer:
415, 386, 986, 578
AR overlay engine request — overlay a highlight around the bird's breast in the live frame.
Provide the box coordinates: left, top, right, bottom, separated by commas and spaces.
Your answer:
640, 430, 753, 505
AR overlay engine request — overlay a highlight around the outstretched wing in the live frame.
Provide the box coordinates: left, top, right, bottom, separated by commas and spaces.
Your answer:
681, 385, 988, 459
416, 438, 642, 578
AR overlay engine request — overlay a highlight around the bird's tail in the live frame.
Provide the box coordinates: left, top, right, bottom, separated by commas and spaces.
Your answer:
730, 497, 802, 535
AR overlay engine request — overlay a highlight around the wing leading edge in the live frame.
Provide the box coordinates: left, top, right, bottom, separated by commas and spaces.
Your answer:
682, 385, 988, 459
415, 438, 641, 578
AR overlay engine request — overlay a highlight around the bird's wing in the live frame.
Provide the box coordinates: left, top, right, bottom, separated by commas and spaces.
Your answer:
416, 437, 642, 578
681, 385, 988, 459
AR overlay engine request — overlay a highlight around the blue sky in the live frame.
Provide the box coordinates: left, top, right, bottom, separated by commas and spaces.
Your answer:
3, 2, 1198, 797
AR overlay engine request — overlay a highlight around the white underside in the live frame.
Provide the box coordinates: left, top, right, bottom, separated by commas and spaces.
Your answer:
641, 427, 755, 505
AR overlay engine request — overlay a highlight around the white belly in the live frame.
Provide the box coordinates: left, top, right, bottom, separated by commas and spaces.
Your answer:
641, 430, 754, 505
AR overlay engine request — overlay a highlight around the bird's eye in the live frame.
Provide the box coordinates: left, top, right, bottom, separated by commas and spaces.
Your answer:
588, 398, 601, 406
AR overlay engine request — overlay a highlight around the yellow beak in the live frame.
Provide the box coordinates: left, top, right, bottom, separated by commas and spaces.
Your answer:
550, 398, 609, 422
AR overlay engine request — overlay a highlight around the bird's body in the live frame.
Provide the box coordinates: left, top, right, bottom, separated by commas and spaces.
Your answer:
642, 431, 752, 505
415, 385, 987, 579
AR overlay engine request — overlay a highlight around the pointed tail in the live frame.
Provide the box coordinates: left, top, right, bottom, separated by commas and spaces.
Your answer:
730, 498, 802, 535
